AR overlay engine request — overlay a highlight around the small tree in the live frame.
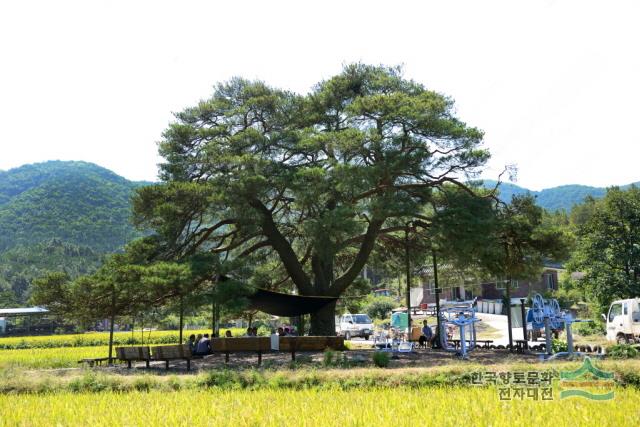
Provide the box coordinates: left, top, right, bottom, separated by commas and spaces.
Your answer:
364, 296, 396, 320
570, 186, 640, 311
486, 195, 571, 349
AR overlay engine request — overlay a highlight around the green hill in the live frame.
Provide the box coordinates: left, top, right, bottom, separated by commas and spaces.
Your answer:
0, 161, 148, 306
482, 180, 639, 211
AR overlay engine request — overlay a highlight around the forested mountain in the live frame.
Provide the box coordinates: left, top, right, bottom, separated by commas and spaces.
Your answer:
0, 161, 148, 306
0, 160, 637, 307
483, 180, 640, 211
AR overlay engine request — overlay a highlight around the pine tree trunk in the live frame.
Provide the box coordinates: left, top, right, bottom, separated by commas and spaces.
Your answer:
309, 300, 337, 336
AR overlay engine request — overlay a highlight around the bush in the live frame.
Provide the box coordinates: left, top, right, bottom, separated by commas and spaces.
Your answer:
606, 344, 639, 359
132, 375, 158, 392
372, 351, 390, 368
551, 339, 568, 353
574, 321, 605, 336
322, 348, 335, 367
68, 372, 123, 393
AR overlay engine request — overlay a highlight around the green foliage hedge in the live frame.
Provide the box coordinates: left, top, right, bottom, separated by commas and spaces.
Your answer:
606, 344, 639, 359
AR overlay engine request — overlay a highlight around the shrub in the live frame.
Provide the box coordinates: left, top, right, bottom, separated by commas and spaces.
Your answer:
574, 321, 605, 336
372, 351, 390, 368
322, 348, 335, 367
551, 339, 568, 353
606, 344, 639, 359
166, 376, 182, 391
132, 375, 157, 392
68, 372, 122, 393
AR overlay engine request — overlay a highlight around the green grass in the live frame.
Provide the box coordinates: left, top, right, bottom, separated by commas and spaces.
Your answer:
0, 387, 637, 426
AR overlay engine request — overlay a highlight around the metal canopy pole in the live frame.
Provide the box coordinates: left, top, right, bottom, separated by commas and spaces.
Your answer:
506, 277, 513, 352
520, 298, 528, 350
405, 225, 412, 340
432, 250, 441, 342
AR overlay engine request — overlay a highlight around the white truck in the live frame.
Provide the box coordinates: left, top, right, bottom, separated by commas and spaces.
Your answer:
604, 298, 640, 344
336, 313, 373, 340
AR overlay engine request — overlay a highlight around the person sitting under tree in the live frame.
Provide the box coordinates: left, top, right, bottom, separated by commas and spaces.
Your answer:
186, 334, 196, 353
419, 320, 435, 348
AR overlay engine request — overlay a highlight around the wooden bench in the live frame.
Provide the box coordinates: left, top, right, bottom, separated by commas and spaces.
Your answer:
151, 344, 193, 371
211, 336, 346, 363
278, 336, 345, 360
115, 346, 151, 368
211, 337, 271, 365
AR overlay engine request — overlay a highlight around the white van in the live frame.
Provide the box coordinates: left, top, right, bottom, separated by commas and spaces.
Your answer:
604, 298, 640, 344
336, 313, 373, 340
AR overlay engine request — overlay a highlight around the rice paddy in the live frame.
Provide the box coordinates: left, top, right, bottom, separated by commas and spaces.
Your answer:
1, 387, 637, 426
0, 346, 112, 369
0, 334, 638, 426
0, 329, 246, 350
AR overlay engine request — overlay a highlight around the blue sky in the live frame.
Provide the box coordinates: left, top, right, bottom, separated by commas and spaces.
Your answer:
1, 0, 638, 190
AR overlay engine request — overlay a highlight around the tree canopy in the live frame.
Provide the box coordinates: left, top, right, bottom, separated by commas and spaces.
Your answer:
132, 64, 491, 333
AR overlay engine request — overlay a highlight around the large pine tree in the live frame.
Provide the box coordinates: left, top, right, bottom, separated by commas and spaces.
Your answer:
133, 64, 490, 334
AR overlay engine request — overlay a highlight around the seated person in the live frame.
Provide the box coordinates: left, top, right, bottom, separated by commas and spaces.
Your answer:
447, 325, 454, 340
194, 333, 211, 355
244, 327, 253, 337
225, 330, 233, 338
277, 327, 285, 336
418, 320, 434, 348
251, 326, 259, 336
186, 334, 197, 353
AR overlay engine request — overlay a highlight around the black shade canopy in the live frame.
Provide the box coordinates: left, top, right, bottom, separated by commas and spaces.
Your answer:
247, 288, 338, 317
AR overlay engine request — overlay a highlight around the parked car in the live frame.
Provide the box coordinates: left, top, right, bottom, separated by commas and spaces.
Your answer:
336, 313, 373, 340
603, 298, 640, 344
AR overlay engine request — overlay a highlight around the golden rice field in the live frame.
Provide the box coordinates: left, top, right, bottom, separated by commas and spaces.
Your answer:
0, 346, 112, 369
1, 387, 637, 427
0, 329, 246, 350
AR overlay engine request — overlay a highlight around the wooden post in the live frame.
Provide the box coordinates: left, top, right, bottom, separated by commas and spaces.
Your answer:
108, 287, 116, 365
212, 297, 220, 337
179, 296, 184, 344
140, 314, 144, 345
